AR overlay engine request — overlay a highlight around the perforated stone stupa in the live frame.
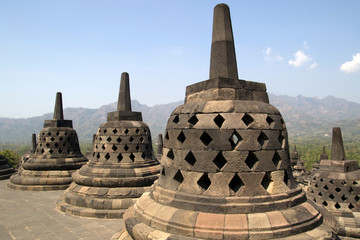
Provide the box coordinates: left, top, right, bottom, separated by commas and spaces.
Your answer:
0, 155, 15, 180
113, 4, 335, 240
308, 127, 360, 238
57, 72, 160, 218
8, 92, 88, 191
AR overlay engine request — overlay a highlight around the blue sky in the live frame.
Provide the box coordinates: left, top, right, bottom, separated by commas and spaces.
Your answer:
1, 0, 360, 118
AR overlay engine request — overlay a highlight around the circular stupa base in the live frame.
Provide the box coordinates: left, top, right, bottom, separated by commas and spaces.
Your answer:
7, 182, 69, 191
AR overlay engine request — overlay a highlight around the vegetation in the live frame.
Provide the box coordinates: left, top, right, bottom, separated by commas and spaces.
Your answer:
0, 149, 21, 168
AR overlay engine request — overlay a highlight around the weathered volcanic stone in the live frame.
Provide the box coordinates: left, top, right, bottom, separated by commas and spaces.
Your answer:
113, 4, 335, 240
57, 72, 161, 218
18, 133, 37, 170
290, 145, 300, 168
156, 134, 163, 160
8, 93, 88, 191
308, 127, 360, 238
0, 155, 15, 180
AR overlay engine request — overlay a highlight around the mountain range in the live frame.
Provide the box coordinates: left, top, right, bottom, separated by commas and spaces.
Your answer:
1, 94, 360, 144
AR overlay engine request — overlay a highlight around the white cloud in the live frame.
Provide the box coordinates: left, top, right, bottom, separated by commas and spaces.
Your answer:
340, 53, 360, 73
263, 47, 283, 62
288, 50, 311, 67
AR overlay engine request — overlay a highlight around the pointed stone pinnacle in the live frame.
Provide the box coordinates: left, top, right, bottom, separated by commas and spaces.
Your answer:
331, 127, 345, 160
209, 3, 238, 80
53, 92, 64, 120
157, 134, 163, 155
31, 133, 37, 153
320, 146, 328, 160
117, 72, 131, 112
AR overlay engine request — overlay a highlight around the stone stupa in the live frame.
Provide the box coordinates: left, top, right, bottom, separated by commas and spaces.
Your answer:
308, 127, 360, 238
57, 72, 161, 218
18, 133, 37, 169
0, 155, 15, 180
8, 92, 88, 191
113, 4, 335, 240
290, 145, 300, 168
156, 134, 163, 159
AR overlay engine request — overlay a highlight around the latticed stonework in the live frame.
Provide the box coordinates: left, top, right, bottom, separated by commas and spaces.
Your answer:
8, 93, 87, 191
57, 72, 160, 218
308, 127, 360, 238
0, 155, 15, 180
114, 4, 335, 240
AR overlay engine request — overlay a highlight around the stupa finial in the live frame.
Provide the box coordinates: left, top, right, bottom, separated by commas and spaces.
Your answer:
31, 133, 36, 153
117, 72, 131, 112
209, 3, 238, 79
331, 127, 345, 160
53, 92, 64, 120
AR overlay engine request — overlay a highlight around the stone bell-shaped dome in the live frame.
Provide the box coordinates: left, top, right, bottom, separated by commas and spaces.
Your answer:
8, 92, 88, 191
57, 73, 161, 218
113, 4, 335, 240
308, 127, 360, 238
0, 155, 15, 180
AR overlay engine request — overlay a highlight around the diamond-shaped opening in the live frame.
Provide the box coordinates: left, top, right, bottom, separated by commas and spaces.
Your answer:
323, 185, 329, 190
136, 145, 140, 151
258, 132, 269, 146
104, 129, 107, 133
329, 193, 335, 199
96, 153, 100, 159
136, 128, 140, 134
185, 151, 196, 166
200, 131, 212, 146
213, 152, 227, 170
341, 180, 346, 185
62, 143, 66, 147
318, 192, 323, 196
341, 195, 347, 201
348, 187, 354, 193
47, 132, 51, 136
229, 174, 244, 193
173, 115, 180, 124
349, 203, 355, 210
272, 152, 281, 168
245, 152, 258, 170
116, 137, 122, 143
54, 143, 58, 147
58, 148, 62, 153
242, 113, 254, 126
105, 153, 110, 160
161, 168, 166, 176
322, 201, 328, 206
355, 195, 360, 202
42, 132, 45, 135
173, 170, 184, 183
129, 153, 135, 162
354, 181, 358, 185
141, 152, 146, 159
113, 128, 118, 134
140, 137, 144, 143
197, 173, 211, 191
46, 143, 50, 147
335, 187, 341, 193
329, 179, 334, 184
59, 136, 63, 141
229, 131, 242, 149
165, 132, 169, 140
261, 173, 272, 190
313, 198, 317, 202
56, 131, 60, 136
278, 134, 285, 146
188, 115, 199, 126
112, 144, 118, 151
334, 202, 341, 209
213, 114, 225, 128
167, 149, 175, 160
124, 145, 129, 151
117, 154, 123, 162
177, 131, 186, 143
50, 137, 55, 141
129, 136, 134, 142
102, 145, 106, 150
320, 178, 324, 182
41, 149, 45, 153
266, 116, 274, 126
49, 149, 53, 154
107, 137, 112, 142
99, 137, 102, 141
124, 129, 129, 134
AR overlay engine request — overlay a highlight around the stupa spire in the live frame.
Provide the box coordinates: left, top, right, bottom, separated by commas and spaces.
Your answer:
31, 133, 36, 153
331, 127, 345, 160
53, 92, 64, 120
117, 72, 131, 112
209, 3, 238, 79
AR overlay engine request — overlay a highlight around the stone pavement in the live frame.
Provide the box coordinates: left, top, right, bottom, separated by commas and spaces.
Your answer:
0, 179, 122, 240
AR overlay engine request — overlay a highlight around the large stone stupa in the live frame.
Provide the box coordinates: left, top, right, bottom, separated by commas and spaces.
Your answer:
8, 92, 88, 191
57, 72, 161, 218
308, 127, 360, 238
113, 4, 335, 240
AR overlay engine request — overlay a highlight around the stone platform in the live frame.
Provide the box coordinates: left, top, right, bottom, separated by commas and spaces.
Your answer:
0, 179, 122, 239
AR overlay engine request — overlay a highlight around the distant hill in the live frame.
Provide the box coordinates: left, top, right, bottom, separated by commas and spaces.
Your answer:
1, 94, 360, 144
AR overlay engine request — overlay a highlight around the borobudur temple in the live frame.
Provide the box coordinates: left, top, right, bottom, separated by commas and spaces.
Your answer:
8, 92, 88, 191
0, 155, 15, 180
57, 72, 161, 218
308, 127, 360, 238
112, 4, 335, 240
